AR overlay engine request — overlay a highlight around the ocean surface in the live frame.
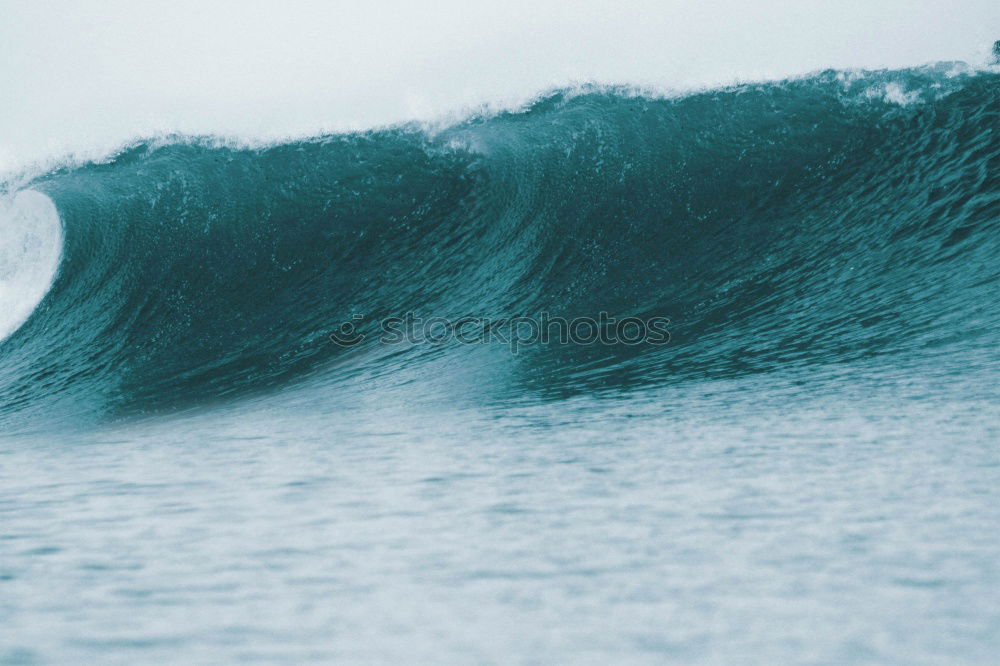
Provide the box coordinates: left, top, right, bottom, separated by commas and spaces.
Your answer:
1, 64, 998, 664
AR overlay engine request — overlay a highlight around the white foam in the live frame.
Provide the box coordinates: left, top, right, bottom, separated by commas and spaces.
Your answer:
0, 191, 63, 343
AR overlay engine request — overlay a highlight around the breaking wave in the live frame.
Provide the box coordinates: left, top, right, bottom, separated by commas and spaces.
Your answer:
1, 64, 997, 428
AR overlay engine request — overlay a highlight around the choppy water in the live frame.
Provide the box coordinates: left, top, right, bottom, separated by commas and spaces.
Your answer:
1, 63, 998, 664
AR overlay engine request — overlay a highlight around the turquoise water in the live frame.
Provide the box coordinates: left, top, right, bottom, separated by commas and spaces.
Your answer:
1, 64, 998, 664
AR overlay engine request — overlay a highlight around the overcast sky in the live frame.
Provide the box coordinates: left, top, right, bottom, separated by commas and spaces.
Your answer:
1, 0, 997, 173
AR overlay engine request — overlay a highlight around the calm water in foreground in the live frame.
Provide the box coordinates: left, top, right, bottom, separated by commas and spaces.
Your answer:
2, 355, 997, 665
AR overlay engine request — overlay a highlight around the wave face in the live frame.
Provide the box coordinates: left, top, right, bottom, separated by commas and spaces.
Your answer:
1, 65, 998, 427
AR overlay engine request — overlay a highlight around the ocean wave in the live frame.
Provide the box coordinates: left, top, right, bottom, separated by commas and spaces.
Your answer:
1, 65, 997, 427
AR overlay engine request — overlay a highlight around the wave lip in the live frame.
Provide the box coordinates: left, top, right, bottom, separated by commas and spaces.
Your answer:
0, 190, 63, 343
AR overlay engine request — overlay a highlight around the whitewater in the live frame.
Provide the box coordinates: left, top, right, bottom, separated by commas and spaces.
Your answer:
1, 10, 999, 662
